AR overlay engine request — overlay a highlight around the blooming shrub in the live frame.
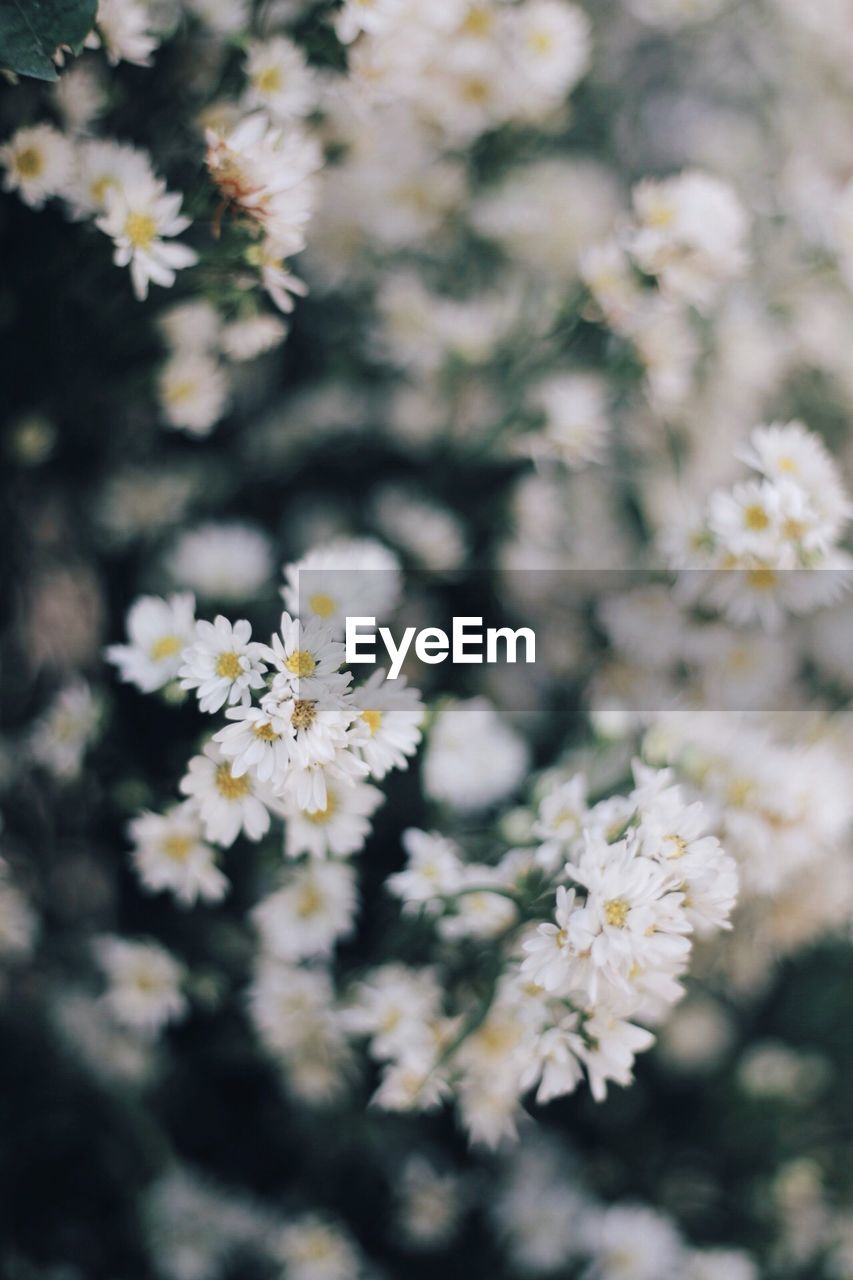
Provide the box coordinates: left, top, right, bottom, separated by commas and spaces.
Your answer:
2, 1, 853, 1278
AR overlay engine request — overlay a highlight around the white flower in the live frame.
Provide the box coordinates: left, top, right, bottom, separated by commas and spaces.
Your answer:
179, 615, 268, 713
275, 1214, 362, 1280
584, 1202, 684, 1278
371, 487, 467, 571
281, 538, 401, 636
266, 684, 357, 775
507, 1, 591, 103
687, 1249, 758, 1280
334, 0, 405, 44
166, 523, 273, 601
128, 803, 228, 905
579, 1013, 657, 1102
523, 372, 610, 469
243, 37, 317, 122
521, 884, 582, 992
95, 935, 186, 1035
253, 860, 358, 960
184, 0, 250, 34
282, 776, 383, 859
29, 680, 100, 780
219, 313, 287, 361
97, 177, 198, 301
349, 669, 424, 778
738, 421, 852, 539
260, 611, 346, 699
106, 592, 196, 692
65, 138, 153, 219
179, 742, 272, 847
159, 298, 222, 354
630, 170, 749, 308
533, 774, 589, 863
343, 963, 443, 1060
387, 828, 465, 910
0, 125, 73, 208
205, 114, 320, 252
567, 837, 692, 995
214, 700, 293, 783
278, 747, 370, 814
524, 1016, 585, 1103
158, 351, 229, 435
53, 62, 107, 135
249, 236, 310, 313
93, 0, 159, 66
423, 697, 529, 812
0, 862, 38, 962
249, 961, 351, 1100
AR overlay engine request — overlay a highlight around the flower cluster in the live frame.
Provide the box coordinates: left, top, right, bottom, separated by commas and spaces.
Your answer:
345, 762, 736, 1145
107, 539, 423, 905
667, 420, 853, 627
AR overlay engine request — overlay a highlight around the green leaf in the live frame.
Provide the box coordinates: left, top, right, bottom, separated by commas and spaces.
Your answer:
0, 0, 98, 82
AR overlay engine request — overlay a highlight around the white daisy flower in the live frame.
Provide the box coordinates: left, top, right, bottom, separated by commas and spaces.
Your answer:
205, 114, 320, 252
0, 125, 73, 208
387, 828, 465, 909
106, 592, 196, 693
349, 669, 424, 779
282, 775, 383, 859
92, 0, 159, 67
219, 313, 287, 361
96, 176, 198, 301
166, 523, 273, 602
282, 537, 402, 636
158, 351, 230, 436
179, 615, 268, 713
94, 935, 187, 1036
179, 742, 272, 847
278, 747, 370, 814
260, 611, 346, 699
214, 699, 293, 783
253, 860, 358, 960
268, 684, 358, 773
128, 803, 228, 906
243, 36, 317, 122
65, 138, 153, 219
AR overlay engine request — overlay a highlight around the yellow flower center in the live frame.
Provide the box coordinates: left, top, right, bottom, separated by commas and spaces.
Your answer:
125, 210, 157, 249
744, 503, 769, 531
459, 6, 494, 36
460, 75, 491, 105
291, 699, 317, 730
747, 566, 777, 591
305, 792, 337, 824
285, 649, 317, 678
295, 883, 323, 917
216, 651, 242, 679
664, 833, 687, 858
308, 592, 337, 619
162, 834, 194, 862
528, 28, 555, 53
360, 708, 383, 736
777, 455, 798, 473
90, 174, 115, 205
726, 776, 753, 807
215, 763, 251, 799
15, 147, 43, 178
604, 898, 629, 928
150, 634, 182, 661
255, 66, 283, 94
782, 518, 807, 540
252, 721, 280, 741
